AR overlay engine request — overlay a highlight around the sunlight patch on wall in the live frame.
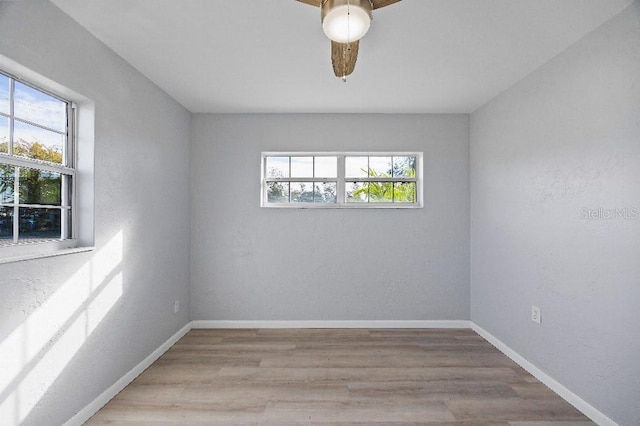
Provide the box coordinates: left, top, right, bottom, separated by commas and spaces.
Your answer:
0, 231, 123, 425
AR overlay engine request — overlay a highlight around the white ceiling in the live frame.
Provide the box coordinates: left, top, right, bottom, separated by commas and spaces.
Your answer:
51, 0, 633, 113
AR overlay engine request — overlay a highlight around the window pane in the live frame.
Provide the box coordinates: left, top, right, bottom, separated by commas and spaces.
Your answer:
64, 208, 72, 240
0, 116, 8, 153
267, 181, 289, 203
345, 156, 368, 178
314, 156, 337, 178
290, 157, 313, 178
19, 168, 62, 206
369, 182, 393, 203
314, 182, 337, 203
0, 206, 13, 243
266, 157, 289, 178
14, 120, 64, 163
17, 207, 61, 242
346, 182, 368, 202
393, 156, 416, 178
290, 182, 314, 202
0, 73, 9, 115
0, 164, 15, 204
394, 182, 416, 203
14, 81, 67, 132
369, 156, 392, 177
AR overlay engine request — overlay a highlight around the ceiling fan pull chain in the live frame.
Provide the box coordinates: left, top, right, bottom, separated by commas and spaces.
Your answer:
343, 42, 349, 82
343, 0, 351, 81
347, 0, 351, 45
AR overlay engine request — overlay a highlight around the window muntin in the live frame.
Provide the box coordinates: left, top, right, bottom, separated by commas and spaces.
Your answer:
0, 70, 74, 246
262, 153, 421, 208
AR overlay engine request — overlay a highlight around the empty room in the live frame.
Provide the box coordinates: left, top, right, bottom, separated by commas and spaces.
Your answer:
1, 0, 639, 425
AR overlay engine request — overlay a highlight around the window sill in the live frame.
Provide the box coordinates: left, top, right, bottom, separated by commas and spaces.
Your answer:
261, 203, 424, 209
0, 240, 94, 265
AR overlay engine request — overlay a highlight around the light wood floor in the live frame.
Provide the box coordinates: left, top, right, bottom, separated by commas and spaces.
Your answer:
87, 328, 594, 425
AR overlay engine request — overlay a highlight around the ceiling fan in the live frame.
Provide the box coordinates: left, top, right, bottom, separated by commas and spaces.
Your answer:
297, 0, 401, 81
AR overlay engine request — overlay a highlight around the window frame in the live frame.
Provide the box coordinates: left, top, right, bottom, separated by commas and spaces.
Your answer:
0, 68, 79, 257
261, 152, 423, 209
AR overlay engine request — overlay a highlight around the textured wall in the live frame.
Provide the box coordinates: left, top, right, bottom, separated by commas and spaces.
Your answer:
470, 3, 640, 424
0, 1, 191, 425
191, 114, 470, 321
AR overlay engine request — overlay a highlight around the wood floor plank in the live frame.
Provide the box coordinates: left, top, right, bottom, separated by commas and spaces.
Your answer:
258, 352, 519, 368
261, 400, 456, 422
180, 383, 349, 403
86, 329, 594, 425
508, 422, 595, 426
509, 382, 565, 400
446, 399, 590, 422
213, 366, 522, 383
133, 363, 221, 385
347, 381, 520, 401
169, 343, 297, 353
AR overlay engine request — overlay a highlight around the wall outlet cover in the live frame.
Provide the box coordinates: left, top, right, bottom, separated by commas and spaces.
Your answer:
531, 305, 541, 324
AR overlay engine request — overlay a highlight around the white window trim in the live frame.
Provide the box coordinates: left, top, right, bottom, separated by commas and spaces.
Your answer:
261, 152, 423, 209
0, 54, 95, 264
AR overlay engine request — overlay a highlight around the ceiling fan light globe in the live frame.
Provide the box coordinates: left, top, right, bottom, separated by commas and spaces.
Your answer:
322, 4, 371, 43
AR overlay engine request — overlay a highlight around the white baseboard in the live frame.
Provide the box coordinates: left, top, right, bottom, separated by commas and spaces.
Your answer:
470, 324, 617, 426
191, 320, 472, 329
63, 322, 192, 426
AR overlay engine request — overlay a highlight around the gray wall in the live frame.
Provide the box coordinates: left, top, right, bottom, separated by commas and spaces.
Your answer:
470, 3, 640, 425
191, 114, 469, 321
0, 1, 191, 425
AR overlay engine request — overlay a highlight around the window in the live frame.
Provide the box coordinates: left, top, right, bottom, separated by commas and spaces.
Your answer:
262, 152, 422, 208
0, 70, 75, 248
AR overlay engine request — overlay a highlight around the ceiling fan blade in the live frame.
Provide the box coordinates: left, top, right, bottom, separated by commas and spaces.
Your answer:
371, 0, 401, 10
331, 40, 359, 78
296, 0, 322, 7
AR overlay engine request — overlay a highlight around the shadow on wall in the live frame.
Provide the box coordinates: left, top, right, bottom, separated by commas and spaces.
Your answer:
0, 231, 124, 425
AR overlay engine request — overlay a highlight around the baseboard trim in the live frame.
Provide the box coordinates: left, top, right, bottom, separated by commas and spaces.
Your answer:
191, 320, 472, 329
63, 322, 192, 426
470, 323, 617, 426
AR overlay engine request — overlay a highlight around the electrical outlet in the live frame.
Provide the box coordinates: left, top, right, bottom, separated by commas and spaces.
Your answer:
531, 305, 541, 324
174, 300, 179, 313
